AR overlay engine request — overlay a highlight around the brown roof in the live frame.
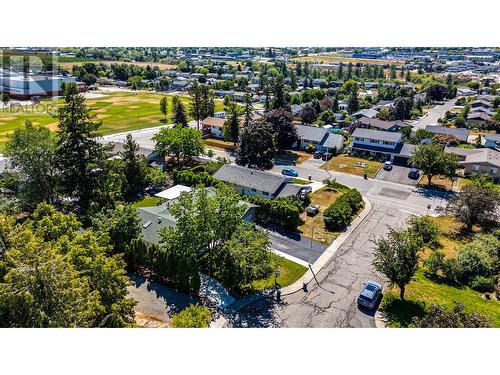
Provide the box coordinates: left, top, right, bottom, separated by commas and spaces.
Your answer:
201, 116, 226, 128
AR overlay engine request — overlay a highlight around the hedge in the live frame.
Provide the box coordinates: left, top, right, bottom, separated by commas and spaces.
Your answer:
245, 195, 302, 231
172, 169, 221, 188
125, 238, 200, 293
323, 188, 363, 231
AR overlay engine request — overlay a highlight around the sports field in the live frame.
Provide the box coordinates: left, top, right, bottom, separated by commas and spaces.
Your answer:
0, 91, 223, 147
293, 53, 404, 66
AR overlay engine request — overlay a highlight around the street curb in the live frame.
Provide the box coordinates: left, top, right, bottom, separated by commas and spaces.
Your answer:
227, 196, 373, 312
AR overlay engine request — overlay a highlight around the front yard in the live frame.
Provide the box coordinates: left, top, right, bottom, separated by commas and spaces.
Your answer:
321, 154, 382, 178
274, 150, 312, 165
245, 256, 307, 293
203, 138, 237, 151
298, 187, 342, 245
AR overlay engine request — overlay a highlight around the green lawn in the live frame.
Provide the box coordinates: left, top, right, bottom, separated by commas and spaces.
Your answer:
0, 91, 224, 148
321, 154, 382, 178
130, 196, 160, 208
291, 178, 312, 185
247, 256, 307, 293
381, 269, 500, 327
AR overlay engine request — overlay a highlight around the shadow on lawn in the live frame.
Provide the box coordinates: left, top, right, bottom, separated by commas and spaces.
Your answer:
381, 295, 426, 327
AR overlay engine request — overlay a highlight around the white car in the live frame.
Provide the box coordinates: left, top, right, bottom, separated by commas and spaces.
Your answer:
383, 161, 393, 171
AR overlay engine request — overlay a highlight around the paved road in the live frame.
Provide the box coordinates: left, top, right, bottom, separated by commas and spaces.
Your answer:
412, 98, 457, 130
223, 202, 411, 328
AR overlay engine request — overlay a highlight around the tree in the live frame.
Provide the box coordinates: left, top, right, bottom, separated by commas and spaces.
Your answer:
426, 83, 448, 102
55, 82, 109, 213
214, 225, 278, 291
347, 88, 359, 114
300, 104, 318, 124
159, 96, 169, 122
272, 75, 288, 109
1, 92, 9, 105
120, 134, 148, 198
153, 126, 205, 165
173, 100, 188, 127
223, 105, 240, 145
391, 97, 413, 120
410, 144, 458, 186
170, 304, 212, 328
442, 184, 500, 231
188, 82, 203, 130
91, 204, 141, 254
264, 108, 297, 151
4, 121, 58, 210
432, 134, 459, 146
372, 228, 422, 300
412, 302, 490, 328
0, 204, 135, 327
243, 91, 254, 128
407, 216, 440, 248
235, 121, 276, 170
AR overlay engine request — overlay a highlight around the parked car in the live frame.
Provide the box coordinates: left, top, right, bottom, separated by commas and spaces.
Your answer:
313, 151, 324, 159
281, 168, 298, 177
383, 161, 393, 171
408, 168, 420, 179
357, 281, 383, 310
306, 204, 320, 216
298, 186, 312, 200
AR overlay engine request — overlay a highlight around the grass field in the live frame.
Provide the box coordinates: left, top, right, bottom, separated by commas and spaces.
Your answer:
0, 91, 224, 148
293, 54, 404, 66
321, 154, 382, 178
247, 256, 307, 293
57, 58, 177, 71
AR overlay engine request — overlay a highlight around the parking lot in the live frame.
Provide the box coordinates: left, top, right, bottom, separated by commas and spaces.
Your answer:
374, 165, 420, 186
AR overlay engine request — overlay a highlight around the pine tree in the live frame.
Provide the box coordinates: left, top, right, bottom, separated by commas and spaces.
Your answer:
55, 82, 108, 213
223, 105, 240, 145
243, 91, 254, 127
188, 82, 203, 130
173, 100, 188, 127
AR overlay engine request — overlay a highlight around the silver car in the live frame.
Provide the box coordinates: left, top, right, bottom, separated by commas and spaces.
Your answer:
357, 281, 382, 310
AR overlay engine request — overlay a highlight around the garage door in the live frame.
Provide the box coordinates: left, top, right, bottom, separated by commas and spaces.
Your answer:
393, 156, 409, 166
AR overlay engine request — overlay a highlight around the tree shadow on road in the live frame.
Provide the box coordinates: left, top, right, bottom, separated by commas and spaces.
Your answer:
222, 298, 287, 328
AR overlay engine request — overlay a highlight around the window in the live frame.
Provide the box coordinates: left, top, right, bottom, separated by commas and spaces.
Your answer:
473, 165, 480, 171
251, 188, 257, 192
490, 167, 498, 174
263, 192, 269, 196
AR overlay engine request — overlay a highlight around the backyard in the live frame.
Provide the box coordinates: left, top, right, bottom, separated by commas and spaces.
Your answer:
0, 90, 223, 148
381, 216, 500, 327
321, 154, 382, 178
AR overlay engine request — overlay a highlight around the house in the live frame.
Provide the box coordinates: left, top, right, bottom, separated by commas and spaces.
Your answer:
352, 108, 379, 119
456, 148, 500, 181
424, 125, 470, 143
457, 87, 477, 97
291, 104, 304, 116
356, 117, 411, 132
171, 77, 190, 90
294, 125, 344, 153
137, 186, 258, 245
484, 134, 500, 149
467, 112, 491, 125
470, 99, 492, 110
350, 128, 410, 163
201, 116, 226, 138
213, 164, 308, 199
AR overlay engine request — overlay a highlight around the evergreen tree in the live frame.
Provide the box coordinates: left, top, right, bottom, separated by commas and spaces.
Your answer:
337, 62, 344, 79
236, 121, 276, 170
120, 134, 148, 198
55, 82, 108, 213
188, 82, 203, 130
223, 105, 240, 145
159, 96, 168, 122
173, 100, 188, 127
243, 91, 254, 127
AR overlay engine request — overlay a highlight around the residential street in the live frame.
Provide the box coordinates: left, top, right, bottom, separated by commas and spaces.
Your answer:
412, 98, 457, 129
224, 202, 411, 328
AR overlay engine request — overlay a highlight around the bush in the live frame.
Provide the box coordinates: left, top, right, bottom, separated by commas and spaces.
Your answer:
469, 276, 496, 293
172, 169, 221, 187
337, 189, 363, 212
456, 243, 495, 282
324, 199, 353, 230
442, 258, 462, 283
245, 195, 301, 231
407, 216, 440, 248
170, 304, 212, 328
424, 250, 446, 276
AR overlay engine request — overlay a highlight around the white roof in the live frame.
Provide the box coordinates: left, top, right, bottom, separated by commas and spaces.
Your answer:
154, 184, 192, 200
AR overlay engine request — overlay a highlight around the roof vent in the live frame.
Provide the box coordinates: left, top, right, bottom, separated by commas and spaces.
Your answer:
142, 221, 152, 229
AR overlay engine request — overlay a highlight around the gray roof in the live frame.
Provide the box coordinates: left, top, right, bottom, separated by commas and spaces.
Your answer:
460, 148, 500, 168
352, 128, 402, 143
484, 133, 500, 142
295, 124, 329, 143
214, 164, 286, 194
424, 125, 470, 142
357, 117, 410, 131
353, 108, 379, 118
399, 143, 416, 158
276, 184, 304, 198
444, 146, 483, 158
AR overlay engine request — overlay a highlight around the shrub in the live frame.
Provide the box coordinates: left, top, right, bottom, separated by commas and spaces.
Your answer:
442, 258, 462, 283
469, 276, 496, 293
324, 199, 353, 230
170, 304, 212, 328
456, 243, 495, 282
337, 189, 363, 212
172, 169, 221, 187
245, 195, 301, 231
424, 250, 446, 276
407, 216, 440, 248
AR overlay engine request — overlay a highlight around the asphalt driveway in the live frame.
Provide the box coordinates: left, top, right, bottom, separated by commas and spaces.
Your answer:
261, 225, 327, 264
374, 165, 419, 186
